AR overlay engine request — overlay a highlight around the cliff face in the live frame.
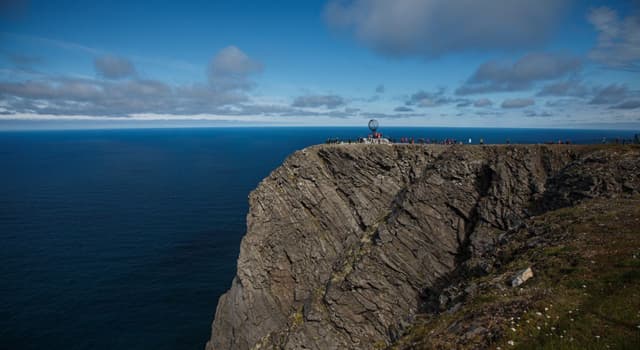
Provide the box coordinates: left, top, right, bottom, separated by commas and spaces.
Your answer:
206, 144, 640, 350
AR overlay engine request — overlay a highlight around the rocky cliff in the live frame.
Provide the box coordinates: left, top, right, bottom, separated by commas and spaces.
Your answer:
206, 144, 640, 350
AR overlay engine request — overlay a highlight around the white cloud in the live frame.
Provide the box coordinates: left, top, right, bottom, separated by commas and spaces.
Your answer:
588, 7, 640, 70
292, 95, 346, 109
473, 98, 493, 107
589, 84, 628, 105
208, 46, 263, 90
405, 88, 453, 107
0, 45, 266, 117
537, 79, 590, 97
325, 0, 570, 58
456, 53, 582, 95
612, 100, 640, 109
502, 98, 535, 109
94, 55, 137, 79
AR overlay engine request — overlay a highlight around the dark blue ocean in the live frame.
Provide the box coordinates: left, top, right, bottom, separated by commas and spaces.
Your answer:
0, 127, 638, 350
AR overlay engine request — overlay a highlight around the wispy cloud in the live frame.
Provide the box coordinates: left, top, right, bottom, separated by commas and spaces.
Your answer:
94, 55, 137, 79
394, 106, 413, 112
2, 32, 102, 55
292, 94, 346, 109
501, 98, 535, 109
537, 79, 590, 97
588, 7, 640, 71
1, 32, 201, 74
208, 46, 263, 91
473, 98, 493, 107
456, 53, 582, 95
405, 88, 452, 107
0, 46, 267, 117
325, 0, 570, 58
611, 100, 640, 109
589, 84, 628, 105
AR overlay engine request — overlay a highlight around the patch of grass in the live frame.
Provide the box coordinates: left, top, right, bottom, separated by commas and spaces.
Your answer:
511, 256, 640, 350
290, 306, 304, 328
507, 198, 640, 350
373, 340, 388, 349
392, 197, 640, 350
542, 245, 573, 257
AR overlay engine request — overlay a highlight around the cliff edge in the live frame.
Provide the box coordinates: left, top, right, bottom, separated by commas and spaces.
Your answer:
206, 144, 640, 349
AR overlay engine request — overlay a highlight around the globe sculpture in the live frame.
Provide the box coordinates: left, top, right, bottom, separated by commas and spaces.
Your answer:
368, 119, 379, 133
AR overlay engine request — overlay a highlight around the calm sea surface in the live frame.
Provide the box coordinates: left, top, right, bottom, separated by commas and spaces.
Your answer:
0, 127, 637, 350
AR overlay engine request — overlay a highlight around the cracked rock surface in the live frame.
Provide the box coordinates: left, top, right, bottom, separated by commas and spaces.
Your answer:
205, 144, 640, 350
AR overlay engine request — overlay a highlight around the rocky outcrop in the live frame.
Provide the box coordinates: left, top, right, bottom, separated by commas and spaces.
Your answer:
205, 144, 640, 350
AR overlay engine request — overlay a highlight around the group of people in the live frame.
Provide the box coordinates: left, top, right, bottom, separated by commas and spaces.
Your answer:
392, 137, 483, 145
325, 138, 379, 144
326, 137, 482, 145
606, 134, 640, 145
543, 140, 572, 145
325, 133, 640, 146
325, 138, 344, 144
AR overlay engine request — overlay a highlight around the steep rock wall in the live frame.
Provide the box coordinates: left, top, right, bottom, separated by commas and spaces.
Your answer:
206, 144, 640, 350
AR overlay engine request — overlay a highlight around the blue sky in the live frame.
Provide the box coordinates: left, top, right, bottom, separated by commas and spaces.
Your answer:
0, 0, 639, 129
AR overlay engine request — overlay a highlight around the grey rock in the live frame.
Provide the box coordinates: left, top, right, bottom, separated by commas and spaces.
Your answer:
511, 267, 534, 287
205, 144, 640, 350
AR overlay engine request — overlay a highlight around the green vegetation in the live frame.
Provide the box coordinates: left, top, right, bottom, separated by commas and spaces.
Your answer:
291, 305, 304, 328
392, 197, 640, 349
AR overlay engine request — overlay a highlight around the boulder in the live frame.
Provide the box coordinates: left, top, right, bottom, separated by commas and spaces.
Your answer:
511, 267, 534, 287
